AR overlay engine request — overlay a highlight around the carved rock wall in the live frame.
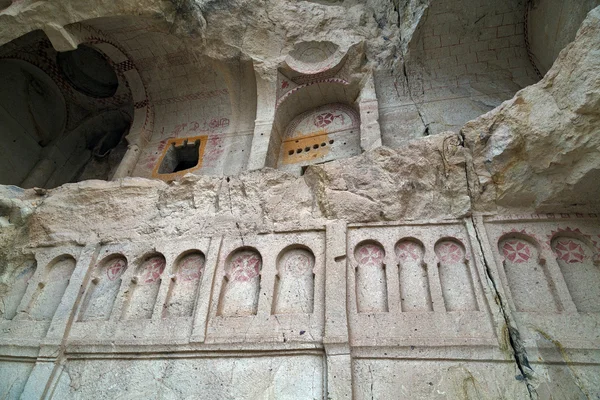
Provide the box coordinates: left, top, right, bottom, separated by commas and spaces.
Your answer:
0, 1, 600, 399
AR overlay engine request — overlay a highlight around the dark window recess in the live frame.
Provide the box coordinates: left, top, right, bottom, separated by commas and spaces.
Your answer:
158, 139, 201, 174
57, 45, 118, 98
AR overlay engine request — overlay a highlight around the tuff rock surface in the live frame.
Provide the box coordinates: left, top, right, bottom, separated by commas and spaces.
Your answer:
462, 6, 600, 213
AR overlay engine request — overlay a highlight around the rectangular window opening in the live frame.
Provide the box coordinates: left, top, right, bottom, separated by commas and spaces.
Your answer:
158, 139, 201, 174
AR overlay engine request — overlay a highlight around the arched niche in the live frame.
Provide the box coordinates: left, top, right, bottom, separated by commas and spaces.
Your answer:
499, 234, 560, 312
395, 238, 432, 312
79, 254, 127, 321
435, 239, 478, 312
0, 29, 135, 188
217, 248, 262, 317
0, 258, 36, 320
272, 246, 315, 315
27, 255, 76, 321
122, 253, 165, 320
551, 235, 600, 312
268, 79, 361, 173
354, 241, 388, 313
278, 103, 360, 172
164, 250, 206, 318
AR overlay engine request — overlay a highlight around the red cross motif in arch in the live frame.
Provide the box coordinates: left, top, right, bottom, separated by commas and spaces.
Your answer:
284, 253, 311, 276
554, 239, 585, 264
502, 240, 532, 263
141, 257, 165, 284
436, 242, 463, 263
230, 253, 261, 282
106, 258, 126, 281
396, 241, 422, 262
178, 255, 204, 281
357, 244, 384, 267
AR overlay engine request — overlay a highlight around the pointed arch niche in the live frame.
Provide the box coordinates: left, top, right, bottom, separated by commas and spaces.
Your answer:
551, 235, 600, 312
498, 234, 560, 312
79, 254, 127, 321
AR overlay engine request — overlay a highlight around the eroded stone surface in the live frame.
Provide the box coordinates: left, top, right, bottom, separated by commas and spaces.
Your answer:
462, 6, 600, 213
1, 2, 600, 400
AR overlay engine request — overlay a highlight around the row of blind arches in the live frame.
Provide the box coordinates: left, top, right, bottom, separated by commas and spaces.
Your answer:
353, 238, 478, 314
82, 246, 318, 321
498, 234, 600, 313
353, 233, 600, 315
3, 233, 598, 324
2, 246, 317, 323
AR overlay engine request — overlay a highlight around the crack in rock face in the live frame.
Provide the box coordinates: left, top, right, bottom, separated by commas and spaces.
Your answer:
1, 1, 600, 399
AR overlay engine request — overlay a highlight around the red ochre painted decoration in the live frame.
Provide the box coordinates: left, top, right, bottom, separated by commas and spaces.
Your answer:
356, 244, 385, 267
141, 257, 166, 284
436, 242, 464, 263
501, 240, 532, 263
177, 254, 205, 281
314, 112, 344, 128
106, 258, 127, 281
554, 239, 586, 263
396, 241, 423, 262
230, 253, 261, 282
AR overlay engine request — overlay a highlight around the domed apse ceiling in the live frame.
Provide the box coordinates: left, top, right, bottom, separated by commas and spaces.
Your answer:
0, 30, 133, 188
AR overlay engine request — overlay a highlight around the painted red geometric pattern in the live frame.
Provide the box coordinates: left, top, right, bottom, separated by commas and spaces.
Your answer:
140, 256, 166, 284
396, 241, 424, 262
106, 258, 127, 281
356, 244, 385, 267
436, 241, 464, 263
177, 254, 205, 281
553, 239, 586, 264
314, 112, 341, 128
229, 252, 261, 282
501, 240, 532, 263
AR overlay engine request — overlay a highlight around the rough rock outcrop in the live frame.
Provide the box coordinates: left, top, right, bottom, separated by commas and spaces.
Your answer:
304, 132, 470, 221
462, 6, 600, 213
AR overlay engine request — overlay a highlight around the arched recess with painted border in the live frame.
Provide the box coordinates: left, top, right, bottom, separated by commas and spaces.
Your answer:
550, 232, 600, 312
395, 238, 432, 312
354, 240, 388, 313
217, 247, 263, 317
269, 79, 362, 174
164, 250, 206, 318
497, 232, 561, 312
122, 253, 166, 320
